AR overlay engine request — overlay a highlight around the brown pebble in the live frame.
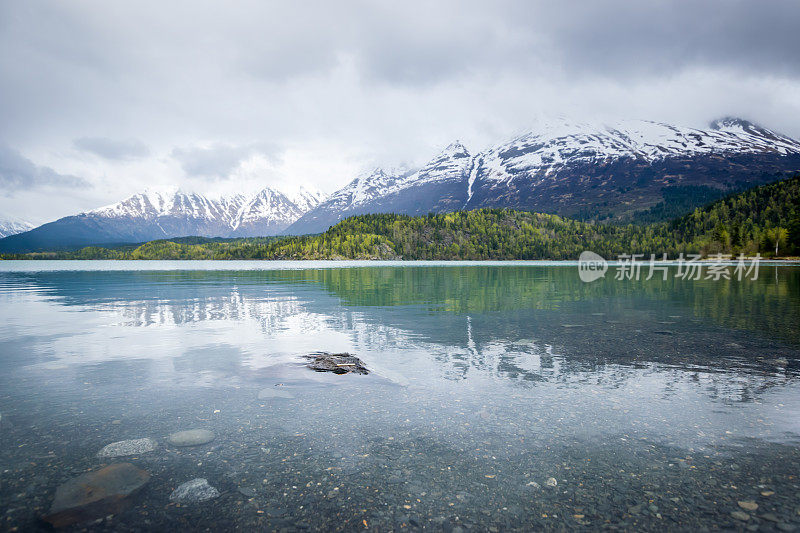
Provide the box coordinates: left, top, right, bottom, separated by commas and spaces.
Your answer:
738, 501, 758, 512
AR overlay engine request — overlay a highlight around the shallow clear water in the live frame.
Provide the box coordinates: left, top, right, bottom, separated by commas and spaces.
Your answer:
1, 261, 799, 531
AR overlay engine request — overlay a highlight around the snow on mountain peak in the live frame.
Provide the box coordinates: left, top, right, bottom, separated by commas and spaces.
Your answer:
328, 166, 410, 207
0, 216, 34, 238
284, 186, 326, 212
303, 142, 478, 216
709, 116, 759, 132
475, 117, 800, 185
231, 187, 296, 230
706, 117, 799, 148
81, 183, 323, 236
287, 115, 800, 235
441, 140, 470, 158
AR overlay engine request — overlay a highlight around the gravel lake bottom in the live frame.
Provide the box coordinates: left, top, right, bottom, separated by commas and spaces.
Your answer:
1, 261, 799, 531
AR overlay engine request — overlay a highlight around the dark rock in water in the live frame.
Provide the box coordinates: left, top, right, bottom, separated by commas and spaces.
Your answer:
43, 463, 149, 528
304, 352, 369, 375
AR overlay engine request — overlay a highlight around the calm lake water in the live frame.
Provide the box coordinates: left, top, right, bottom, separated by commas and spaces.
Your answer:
1, 261, 799, 531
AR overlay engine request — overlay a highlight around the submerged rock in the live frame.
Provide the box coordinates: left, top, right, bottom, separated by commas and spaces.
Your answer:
258, 387, 295, 400
97, 438, 157, 458
167, 429, 215, 447
304, 352, 369, 375
170, 478, 220, 503
43, 463, 149, 528
238, 486, 257, 498
738, 501, 758, 511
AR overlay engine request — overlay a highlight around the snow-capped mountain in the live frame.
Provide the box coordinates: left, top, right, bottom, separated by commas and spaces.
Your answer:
87, 186, 321, 237
0, 216, 33, 238
285, 167, 413, 234
465, 117, 800, 218
288, 142, 472, 234
477, 118, 799, 186
287, 118, 800, 233
231, 187, 310, 236
0, 186, 324, 252
284, 187, 327, 213
3, 116, 799, 250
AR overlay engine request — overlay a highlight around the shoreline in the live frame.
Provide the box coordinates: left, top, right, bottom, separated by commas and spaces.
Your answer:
1, 258, 800, 274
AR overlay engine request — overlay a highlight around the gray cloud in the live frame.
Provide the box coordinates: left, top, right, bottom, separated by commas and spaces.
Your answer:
526, 0, 800, 79
2, 1, 799, 140
74, 137, 149, 160
1, 0, 799, 221
171, 143, 275, 179
0, 144, 89, 192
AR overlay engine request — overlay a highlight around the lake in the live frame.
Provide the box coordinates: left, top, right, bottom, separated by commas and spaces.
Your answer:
1, 261, 799, 531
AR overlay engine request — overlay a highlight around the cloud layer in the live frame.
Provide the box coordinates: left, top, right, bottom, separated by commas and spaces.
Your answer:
0, 144, 89, 192
1, 0, 799, 224
74, 137, 149, 161
171, 143, 277, 179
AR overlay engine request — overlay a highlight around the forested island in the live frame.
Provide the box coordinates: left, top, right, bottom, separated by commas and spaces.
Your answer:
3, 175, 799, 261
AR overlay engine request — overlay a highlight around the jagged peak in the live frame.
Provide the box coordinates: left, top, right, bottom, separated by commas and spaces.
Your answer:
138, 185, 186, 197
708, 117, 800, 146
354, 165, 410, 182
357, 166, 385, 179
709, 116, 760, 133
0, 216, 33, 232
440, 140, 469, 158
250, 186, 284, 198
294, 184, 324, 197
710, 116, 754, 129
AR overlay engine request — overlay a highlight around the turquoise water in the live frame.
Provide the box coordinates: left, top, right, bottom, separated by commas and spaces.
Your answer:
1, 261, 799, 531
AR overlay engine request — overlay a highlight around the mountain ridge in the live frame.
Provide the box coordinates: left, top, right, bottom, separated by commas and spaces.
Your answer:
3, 116, 800, 251
286, 117, 800, 234
6, 174, 798, 261
0, 186, 324, 252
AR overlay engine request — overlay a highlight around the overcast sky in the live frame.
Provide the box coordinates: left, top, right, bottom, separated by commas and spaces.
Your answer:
2, 0, 800, 224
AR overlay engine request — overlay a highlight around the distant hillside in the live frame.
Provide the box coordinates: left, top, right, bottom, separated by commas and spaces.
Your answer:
3, 175, 798, 261
670, 174, 800, 256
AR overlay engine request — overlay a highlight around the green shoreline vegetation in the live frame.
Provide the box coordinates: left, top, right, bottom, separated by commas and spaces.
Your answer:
3, 175, 799, 261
